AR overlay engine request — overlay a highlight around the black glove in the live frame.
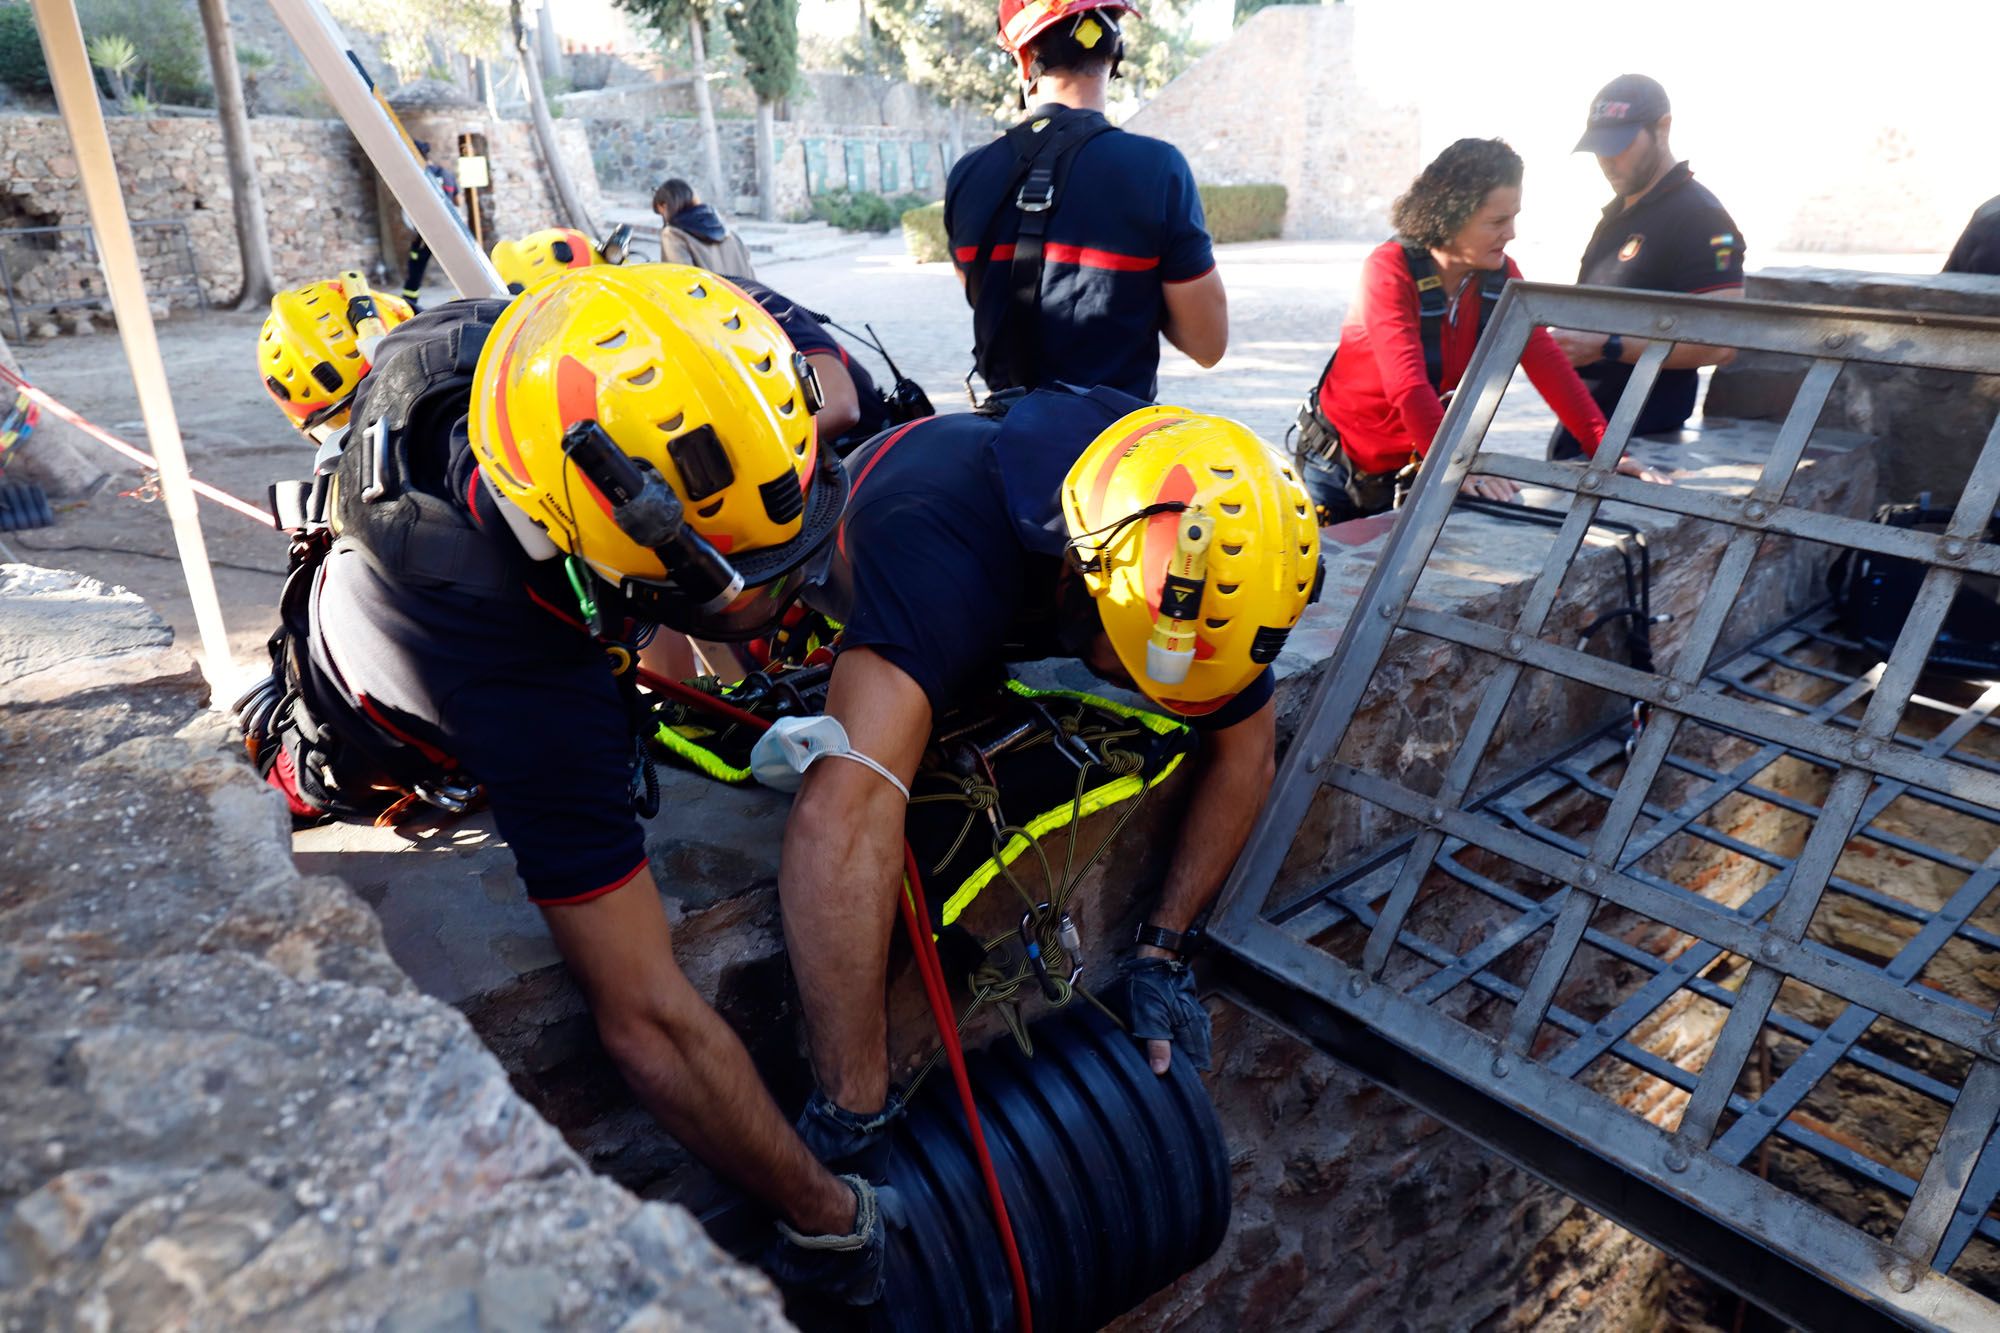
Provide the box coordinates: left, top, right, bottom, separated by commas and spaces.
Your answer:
765, 1174, 900, 1306
795, 1087, 904, 1185
1119, 955, 1212, 1071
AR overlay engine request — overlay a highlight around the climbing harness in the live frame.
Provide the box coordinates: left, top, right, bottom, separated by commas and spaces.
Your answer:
963, 105, 1120, 394
1291, 247, 1511, 520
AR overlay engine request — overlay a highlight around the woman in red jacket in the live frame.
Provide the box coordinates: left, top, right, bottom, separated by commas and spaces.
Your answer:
1301, 138, 1665, 523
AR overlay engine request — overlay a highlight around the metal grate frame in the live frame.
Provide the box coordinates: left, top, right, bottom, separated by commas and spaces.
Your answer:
1208, 284, 2000, 1332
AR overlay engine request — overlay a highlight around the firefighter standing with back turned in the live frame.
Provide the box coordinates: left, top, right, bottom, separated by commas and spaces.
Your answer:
946, 0, 1227, 401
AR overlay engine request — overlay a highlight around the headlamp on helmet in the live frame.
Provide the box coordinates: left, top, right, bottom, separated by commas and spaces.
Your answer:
1061, 407, 1322, 716
467, 264, 848, 640
258, 273, 414, 441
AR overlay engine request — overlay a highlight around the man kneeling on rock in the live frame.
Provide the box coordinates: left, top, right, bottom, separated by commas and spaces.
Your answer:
238, 266, 890, 1300
773, 386, 1322, 1184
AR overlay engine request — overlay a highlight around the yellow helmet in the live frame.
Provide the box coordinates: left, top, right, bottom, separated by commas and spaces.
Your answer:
491, 227, 603, 296
468, 264, 845, 638
1062, 407, 1321, 717
259, 275, 414, 440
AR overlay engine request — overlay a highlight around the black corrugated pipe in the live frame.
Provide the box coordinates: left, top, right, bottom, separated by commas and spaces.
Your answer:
871, 1004, 1232, 1333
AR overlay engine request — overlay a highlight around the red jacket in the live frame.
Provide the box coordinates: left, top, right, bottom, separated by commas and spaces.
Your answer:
1316, 242, 1607, 475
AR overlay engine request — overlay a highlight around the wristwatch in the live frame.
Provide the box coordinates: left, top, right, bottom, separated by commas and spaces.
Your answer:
1600, 333, 1625, 364
1135, 922, 1191, 955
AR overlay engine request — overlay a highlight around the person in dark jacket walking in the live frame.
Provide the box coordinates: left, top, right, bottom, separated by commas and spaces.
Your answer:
654, 178, 757, 279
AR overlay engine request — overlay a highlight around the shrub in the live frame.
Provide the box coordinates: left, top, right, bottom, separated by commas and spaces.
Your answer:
0, 5, 50, 94
1199, 183, 1286, 244
812, 189, 903, 233
902, 200, 946, 263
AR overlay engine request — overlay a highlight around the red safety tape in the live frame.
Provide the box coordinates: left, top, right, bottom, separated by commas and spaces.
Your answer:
650, 670, 1036, 1329
0, 358, 276, 528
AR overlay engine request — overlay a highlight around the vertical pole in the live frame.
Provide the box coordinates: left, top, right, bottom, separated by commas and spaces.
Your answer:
28, 0, 236, 691
265, 0, 504, 298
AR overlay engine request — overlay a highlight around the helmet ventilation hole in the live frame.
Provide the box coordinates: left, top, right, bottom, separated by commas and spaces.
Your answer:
655, 413, 685, 432
1220, 501, 1243, 515
1298, 543, 1311, 556
752, 354, 774, 373
1216, 582, 1240, 595
778, 395, 797, 416
1221, 543, 1243, 556
595, 330, 629, 349
688, 283, 708, 299
627, 366, 658, 387
698, 498, 724, 518
723, 314, 742, 331
793, 436, 808, 456
1208, 466, 1236, 479
1205, 617, 1230, 629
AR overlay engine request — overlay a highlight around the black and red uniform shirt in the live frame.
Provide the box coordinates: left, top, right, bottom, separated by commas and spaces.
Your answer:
1568, 161, 1745, 444
310, 423, 649, 907
945, 107, 1215, 401
815, 385, 1271, 730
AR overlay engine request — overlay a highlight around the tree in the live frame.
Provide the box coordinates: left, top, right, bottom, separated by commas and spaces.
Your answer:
193, 0, 275, 308
725, 0, 798, 221
618, 0, 726, 210
325, 0, 506, 84
508, 0, 595, 233
869, 0, 1008, 160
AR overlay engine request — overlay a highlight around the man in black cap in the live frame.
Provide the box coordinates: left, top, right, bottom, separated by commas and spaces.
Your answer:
1944, 195, 2000, 276
1548, 74, 1744, 459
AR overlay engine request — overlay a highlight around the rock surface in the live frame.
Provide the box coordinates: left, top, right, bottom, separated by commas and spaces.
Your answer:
0, 565, 790, 1332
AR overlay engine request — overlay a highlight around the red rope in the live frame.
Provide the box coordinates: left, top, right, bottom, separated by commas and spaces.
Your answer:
0, 358, 275, 528
654, 671, 1036, 1329
634, 665, 775, 732
901, 842, 1036, 1333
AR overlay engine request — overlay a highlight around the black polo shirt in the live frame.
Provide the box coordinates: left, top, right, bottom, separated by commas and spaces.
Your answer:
1945, 195, 2000, 276
1571, 161, 1744, 441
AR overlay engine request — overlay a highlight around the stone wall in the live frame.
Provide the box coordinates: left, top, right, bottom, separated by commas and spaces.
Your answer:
0, 113, 380, 329
559, 70, 955, 135
0, 111, 604, 334
1705, 266, 2000, 507
0, 565, 790, 1331
1123, 5, 1420, 241
586, 118, 949, 218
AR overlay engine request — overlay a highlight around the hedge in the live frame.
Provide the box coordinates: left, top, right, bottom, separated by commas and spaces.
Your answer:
899, 183, 1284, 263
0, 5, 49, 94
1199, 183, 1287, 244
814, 189, 929, 233
902, 200, 947, 264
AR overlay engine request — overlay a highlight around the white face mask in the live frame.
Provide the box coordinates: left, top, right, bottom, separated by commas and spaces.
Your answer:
749, 714, 910, 800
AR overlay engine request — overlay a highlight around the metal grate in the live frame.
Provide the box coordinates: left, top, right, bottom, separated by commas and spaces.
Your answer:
1208, 284, 2000, 1331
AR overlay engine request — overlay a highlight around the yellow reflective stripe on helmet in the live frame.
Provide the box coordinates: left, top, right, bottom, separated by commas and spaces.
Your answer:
1001, 0, 1055, 44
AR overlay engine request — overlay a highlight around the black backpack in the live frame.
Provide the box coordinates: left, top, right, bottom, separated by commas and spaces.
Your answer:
1830, 501, 2000, 674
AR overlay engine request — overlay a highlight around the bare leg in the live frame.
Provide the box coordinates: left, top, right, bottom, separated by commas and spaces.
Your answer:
778, 649, 932, 1112
543, 870, 854, 1235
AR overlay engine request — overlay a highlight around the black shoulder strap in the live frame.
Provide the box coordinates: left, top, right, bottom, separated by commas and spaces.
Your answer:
1399, 244, 1450, 392
1396, 246, 1512, 393
966, 108, 1118, 391
333, 299, 519, 598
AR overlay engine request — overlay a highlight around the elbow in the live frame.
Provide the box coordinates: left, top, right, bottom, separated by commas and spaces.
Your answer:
1191, 330, 1227, 368
596, 993, 694, 1083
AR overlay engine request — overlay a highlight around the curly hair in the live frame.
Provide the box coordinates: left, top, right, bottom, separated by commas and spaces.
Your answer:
1390, 138, 1524, 250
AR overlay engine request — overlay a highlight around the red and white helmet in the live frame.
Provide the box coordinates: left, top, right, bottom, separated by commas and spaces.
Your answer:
996, 0, 1139, 80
